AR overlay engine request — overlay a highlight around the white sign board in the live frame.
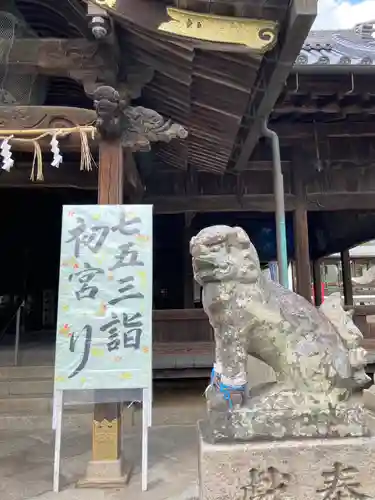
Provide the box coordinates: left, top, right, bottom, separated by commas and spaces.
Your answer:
54, 204, 153, 390
53, 205, 153, 493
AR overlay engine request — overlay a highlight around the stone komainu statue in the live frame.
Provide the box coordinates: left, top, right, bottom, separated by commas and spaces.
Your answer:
190, 225, 370, 442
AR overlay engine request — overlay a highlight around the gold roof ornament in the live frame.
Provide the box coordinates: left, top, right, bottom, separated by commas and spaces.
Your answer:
92, 0, 117, 9
158, 8, 278, 52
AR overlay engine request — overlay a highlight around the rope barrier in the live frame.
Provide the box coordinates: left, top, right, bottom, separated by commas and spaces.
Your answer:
0, 124, 97, 181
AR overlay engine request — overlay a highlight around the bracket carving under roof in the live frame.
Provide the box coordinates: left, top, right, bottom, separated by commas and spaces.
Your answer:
93, 85, 188, 148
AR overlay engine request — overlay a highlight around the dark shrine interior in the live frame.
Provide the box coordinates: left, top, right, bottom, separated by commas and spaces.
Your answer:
0, 188, 375, 341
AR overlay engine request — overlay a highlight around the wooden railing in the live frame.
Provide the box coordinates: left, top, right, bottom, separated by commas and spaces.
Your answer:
152, 309, 214, 372
153, 309, 213, 343
152, 307, 375, 368
152, 306, 375, 346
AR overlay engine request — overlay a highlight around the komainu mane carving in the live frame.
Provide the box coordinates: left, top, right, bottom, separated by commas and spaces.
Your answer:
190, 225, 370, 442
93, 85, 187, 148
93, 86, 126, 140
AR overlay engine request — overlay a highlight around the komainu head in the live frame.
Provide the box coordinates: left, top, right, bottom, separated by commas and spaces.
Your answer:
190, 225, 261, 285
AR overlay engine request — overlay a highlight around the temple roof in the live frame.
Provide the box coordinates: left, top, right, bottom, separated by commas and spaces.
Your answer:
3, 0, 318, 175
295, 22, 375, 68
84, 0, 316, 174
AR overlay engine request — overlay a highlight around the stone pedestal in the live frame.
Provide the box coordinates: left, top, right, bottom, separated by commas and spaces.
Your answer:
77, 459, 132, 488
198, 421, 375, 500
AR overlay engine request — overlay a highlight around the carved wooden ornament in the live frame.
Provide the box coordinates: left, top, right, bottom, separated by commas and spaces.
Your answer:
93, 85, 188, 149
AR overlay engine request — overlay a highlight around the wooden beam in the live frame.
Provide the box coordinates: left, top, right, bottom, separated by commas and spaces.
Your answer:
147, 194, 297, 213
275, 121, 375, 140
123, 150, 144, 201
145, 191, 375, 214
0, 106, 97, 153
244, 158, 375, 171
293, 168, 312, 302
245, 160, 291, 171
7, 39, 117, 89
273, 103, 349, 115
312, 260, 322, 307
183, 213, 195, 309
294, 228, 311, 301
233, 0, 316, 170
0, 162, 97, 189
0, 106, 96, 130
285, 73, 375, 96
0, 136, 96, 154
0, 157, 142, 197
306, 193, 375, 211
2, 168, 375, 214
341, 249, 354, 307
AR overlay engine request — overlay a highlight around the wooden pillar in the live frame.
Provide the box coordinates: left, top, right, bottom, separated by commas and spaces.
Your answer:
341, 249, 353, 307
183, 213, 194, 308
80, 86, 187, 486
293, 167, 312, 302
98, 141, 123, 204
312, 259, 322, 307
80, 138, 128, 487
94, 140, 123, 459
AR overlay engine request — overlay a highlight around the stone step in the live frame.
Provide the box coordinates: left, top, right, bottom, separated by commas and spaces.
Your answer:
0, 395, 53, 414
0, 396, 205, 431
0, 365, 54, 381
0, 411, 92, 431
0, 378, 54, 397
0, 394, 94, 415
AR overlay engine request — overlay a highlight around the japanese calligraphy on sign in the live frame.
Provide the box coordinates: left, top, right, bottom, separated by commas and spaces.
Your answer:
54, 205, 153, 391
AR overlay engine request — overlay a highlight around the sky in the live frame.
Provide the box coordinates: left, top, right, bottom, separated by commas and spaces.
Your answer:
312, 0, 374, 30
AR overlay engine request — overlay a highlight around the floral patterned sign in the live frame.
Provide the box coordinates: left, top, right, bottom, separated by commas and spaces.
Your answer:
54, 205, 152, 390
